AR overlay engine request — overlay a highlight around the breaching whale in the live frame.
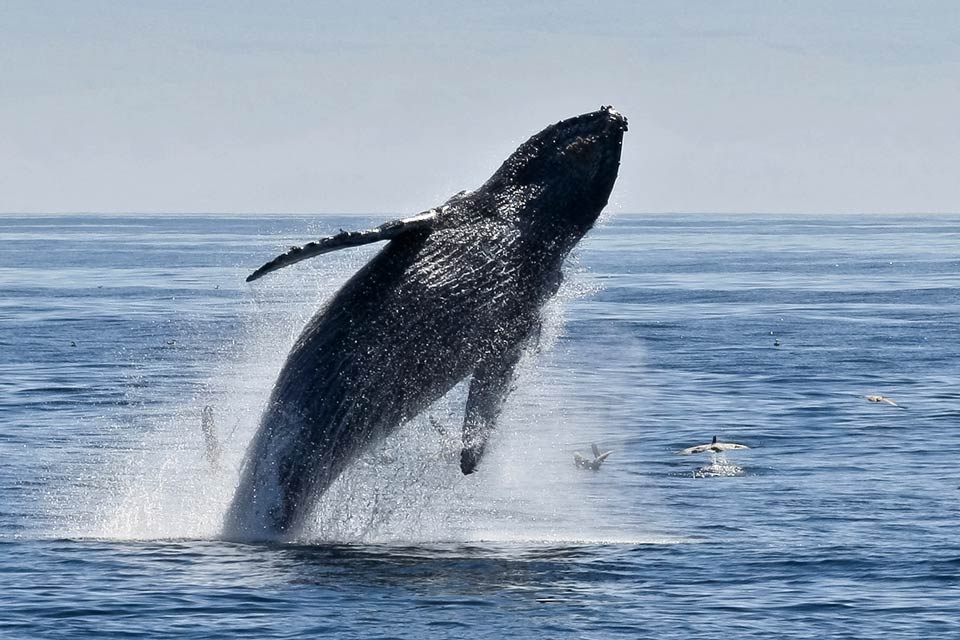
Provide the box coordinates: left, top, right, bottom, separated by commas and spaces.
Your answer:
223, 107, 627, 540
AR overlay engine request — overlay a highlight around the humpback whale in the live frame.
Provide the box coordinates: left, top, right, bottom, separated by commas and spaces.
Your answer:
223, 107, 627, 540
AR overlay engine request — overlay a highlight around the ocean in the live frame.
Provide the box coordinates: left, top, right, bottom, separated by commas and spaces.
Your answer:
1, 213, 958, 638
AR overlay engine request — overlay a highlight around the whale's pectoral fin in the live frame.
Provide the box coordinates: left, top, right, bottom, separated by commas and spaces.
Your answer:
246, 210, 439, 282
460, 347, 524, 475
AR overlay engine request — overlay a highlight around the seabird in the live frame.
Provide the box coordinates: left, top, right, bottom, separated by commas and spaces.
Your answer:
574, 443, 613, 470
675, 435, 750, 455
865, 394, 902, 408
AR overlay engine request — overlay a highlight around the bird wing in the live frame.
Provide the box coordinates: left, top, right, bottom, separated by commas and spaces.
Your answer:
594, 450, 613, 463
675, 443, 709, 455
714, 442, 750, 451
591, 443, 601, 458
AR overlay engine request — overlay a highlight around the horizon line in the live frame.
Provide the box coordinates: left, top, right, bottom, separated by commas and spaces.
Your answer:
1, 210, 958, 217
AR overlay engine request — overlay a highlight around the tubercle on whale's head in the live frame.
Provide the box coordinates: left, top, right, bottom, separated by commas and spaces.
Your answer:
483, 106, 627, 235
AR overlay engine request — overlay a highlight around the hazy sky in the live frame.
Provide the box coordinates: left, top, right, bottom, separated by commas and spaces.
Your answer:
1, 1, 958, 214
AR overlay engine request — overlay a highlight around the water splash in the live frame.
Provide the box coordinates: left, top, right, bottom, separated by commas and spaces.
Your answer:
693, 452, 745, 478
58, 225, 662, 545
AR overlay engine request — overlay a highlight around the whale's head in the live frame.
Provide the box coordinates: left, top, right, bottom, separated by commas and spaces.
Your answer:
484, 106, 627, 239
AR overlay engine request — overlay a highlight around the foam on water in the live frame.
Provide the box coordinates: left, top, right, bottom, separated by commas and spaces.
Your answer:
59, 239, 365, 541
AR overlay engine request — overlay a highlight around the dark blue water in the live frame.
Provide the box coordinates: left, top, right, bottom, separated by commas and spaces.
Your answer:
1, 214, 958, 638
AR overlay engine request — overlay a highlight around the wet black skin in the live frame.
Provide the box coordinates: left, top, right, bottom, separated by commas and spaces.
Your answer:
223, 107, 627, 539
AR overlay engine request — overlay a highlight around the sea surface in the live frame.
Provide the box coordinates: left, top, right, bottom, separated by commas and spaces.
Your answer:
1, 213, 958, 638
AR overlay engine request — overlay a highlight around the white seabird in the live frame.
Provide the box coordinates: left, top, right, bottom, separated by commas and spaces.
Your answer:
574, 443, 614, 470
865, 394, 902, 408
675, 435, 750, 455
